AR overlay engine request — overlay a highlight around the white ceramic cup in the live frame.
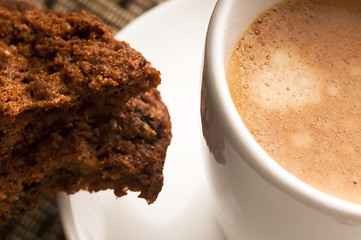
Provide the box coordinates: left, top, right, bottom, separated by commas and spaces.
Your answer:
201, 0, 361, 239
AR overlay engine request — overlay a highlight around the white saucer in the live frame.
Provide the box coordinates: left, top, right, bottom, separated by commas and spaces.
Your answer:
57, 0, 225, 239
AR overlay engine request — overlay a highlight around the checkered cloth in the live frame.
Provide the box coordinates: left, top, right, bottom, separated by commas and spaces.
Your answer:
0, 0, 165, 239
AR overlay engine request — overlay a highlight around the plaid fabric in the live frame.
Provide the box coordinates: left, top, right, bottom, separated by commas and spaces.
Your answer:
0, 0, 165, 239
0, 197, 65, 240
26, 0, 165, 32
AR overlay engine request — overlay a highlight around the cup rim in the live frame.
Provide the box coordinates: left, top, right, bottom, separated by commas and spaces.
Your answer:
205, 0, 361, 221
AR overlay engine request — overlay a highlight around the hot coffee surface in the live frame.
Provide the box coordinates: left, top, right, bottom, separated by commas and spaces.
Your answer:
227, 0, 361, 204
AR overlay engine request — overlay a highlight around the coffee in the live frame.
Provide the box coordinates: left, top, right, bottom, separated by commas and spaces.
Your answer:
227, 0, 361, 204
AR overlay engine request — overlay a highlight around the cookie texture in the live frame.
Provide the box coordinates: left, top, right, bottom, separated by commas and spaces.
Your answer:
0, 89, 171, 224
0, 0, 161, 157
0, 1, 171, 224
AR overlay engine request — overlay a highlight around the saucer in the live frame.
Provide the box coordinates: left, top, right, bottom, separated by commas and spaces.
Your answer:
57, 0, 225, 239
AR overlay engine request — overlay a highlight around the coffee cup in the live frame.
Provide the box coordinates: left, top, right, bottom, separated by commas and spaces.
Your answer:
201, 0, 361, 239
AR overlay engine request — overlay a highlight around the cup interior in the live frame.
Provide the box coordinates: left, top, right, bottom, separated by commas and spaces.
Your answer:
205, 0, 361, 222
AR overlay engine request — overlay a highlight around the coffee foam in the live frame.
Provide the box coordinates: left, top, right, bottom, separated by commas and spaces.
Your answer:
349, 66, 361, 78
247, 48, 321, 112
227, 0, 361, 204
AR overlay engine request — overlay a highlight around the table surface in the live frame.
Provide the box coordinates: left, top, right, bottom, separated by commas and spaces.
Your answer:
0, 0, 166, 239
